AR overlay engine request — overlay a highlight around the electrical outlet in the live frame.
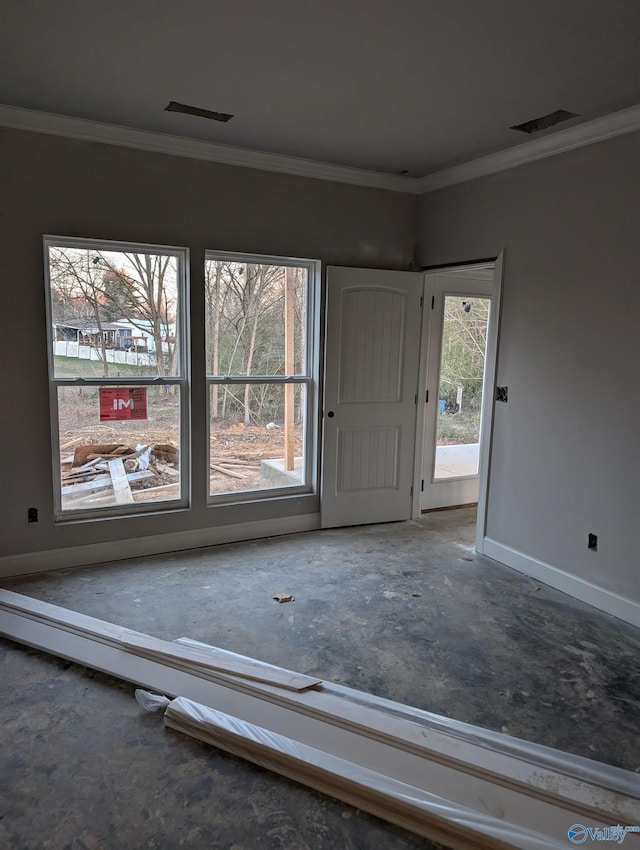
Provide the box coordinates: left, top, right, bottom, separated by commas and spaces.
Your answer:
28, 507, 38, 523
588, 533, 598, 552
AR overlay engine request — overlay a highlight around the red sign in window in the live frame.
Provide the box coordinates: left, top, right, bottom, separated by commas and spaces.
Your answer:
99, 388, 148, 421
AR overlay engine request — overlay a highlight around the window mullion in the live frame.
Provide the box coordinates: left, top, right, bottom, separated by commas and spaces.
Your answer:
53, 377, 184, 387
206, 376, 311, 384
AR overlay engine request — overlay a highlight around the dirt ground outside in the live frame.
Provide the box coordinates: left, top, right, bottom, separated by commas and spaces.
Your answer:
57, 387, 303, 506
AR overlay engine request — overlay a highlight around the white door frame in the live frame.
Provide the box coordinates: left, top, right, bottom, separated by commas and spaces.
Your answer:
412, 252, 504, 556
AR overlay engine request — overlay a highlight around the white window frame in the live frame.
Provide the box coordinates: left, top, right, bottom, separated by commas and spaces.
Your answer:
44, 235, 190, 521
205, 251, 320, 506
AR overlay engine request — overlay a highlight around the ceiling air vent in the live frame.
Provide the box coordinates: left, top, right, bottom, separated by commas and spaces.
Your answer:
510, 109, 578, 134
165, 101, 234, 123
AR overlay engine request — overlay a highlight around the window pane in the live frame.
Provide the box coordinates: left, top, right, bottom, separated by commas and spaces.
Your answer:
205, 260, 307, 376
435, 297, 490, 479
209, 383, 306, 496
57, 385, 182, 511
49, 245, 181, 378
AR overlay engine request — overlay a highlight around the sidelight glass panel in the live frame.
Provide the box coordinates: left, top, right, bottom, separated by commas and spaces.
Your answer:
434, 297, 490, 480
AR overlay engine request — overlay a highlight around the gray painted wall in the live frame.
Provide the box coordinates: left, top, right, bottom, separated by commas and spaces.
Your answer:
3, 124, 638, 614
0, 128, 416, 560
418, 132, 640, 605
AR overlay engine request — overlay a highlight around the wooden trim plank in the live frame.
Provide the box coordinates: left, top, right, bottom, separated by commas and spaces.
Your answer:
62, 470, 156, 497
108, 458, 134, 504
132, 483, 180, 502
153, 462, 180, 478
0, 590, 319, 692
210, 463, 246, 479
62, 457, 103, 478
120, 632, 321, 692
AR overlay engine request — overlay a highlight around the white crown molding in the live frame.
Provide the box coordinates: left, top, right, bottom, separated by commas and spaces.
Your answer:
1, 103, 639, 196
0, 104, 416, 194
416, 104, 640, 193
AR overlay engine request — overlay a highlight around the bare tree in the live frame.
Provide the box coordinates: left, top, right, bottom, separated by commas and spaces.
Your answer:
96, 252, 177, 376
232, 263, 284, 424
205, 260, 307, 427
49, 247, 111, 376
439, 298, 489, 410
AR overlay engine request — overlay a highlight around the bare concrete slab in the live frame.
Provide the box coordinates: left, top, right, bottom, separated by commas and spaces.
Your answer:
2, 507, 639, 849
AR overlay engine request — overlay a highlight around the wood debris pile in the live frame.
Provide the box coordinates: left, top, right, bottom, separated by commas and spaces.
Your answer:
209, 457, 260, 480
60, 442, 180, 509
59, 439, 265, 508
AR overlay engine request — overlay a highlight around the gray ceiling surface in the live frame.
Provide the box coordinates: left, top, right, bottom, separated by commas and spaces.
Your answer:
1, 0, 639, 176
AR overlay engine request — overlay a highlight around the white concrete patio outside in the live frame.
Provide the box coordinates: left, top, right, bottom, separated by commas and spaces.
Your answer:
263, 446, 481, 486
434, 443, 480, 479
260, 456, 304, 487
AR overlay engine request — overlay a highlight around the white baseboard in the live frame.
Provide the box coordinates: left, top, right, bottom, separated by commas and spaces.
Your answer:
483, 538, 640, 627
0, 513, 320, 579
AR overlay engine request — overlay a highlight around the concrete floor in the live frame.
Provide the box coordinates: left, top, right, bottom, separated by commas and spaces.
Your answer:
2, 507, 639, 849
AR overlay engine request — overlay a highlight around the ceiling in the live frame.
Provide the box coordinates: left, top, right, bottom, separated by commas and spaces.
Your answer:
1, 0, 639, 178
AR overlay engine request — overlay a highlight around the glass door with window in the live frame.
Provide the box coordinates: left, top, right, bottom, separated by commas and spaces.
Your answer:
421, 275, 493, 511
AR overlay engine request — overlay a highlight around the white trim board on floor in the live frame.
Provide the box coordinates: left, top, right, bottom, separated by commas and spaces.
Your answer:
164, 697, 548, 850
483, 538, 640, 627
120, 632, 320, 692
1, 590, 638, 850
0, 512, 320, 579
175, 639, 637, 801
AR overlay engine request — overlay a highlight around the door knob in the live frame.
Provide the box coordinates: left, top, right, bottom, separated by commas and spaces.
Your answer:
327, 411, 335, 418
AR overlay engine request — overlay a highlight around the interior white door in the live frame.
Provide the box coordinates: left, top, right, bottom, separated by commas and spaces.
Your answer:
321, 266, 423, 528
421, 273, 495, 511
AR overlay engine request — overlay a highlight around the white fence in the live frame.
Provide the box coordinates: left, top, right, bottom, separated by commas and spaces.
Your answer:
54, 341, 158, 367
